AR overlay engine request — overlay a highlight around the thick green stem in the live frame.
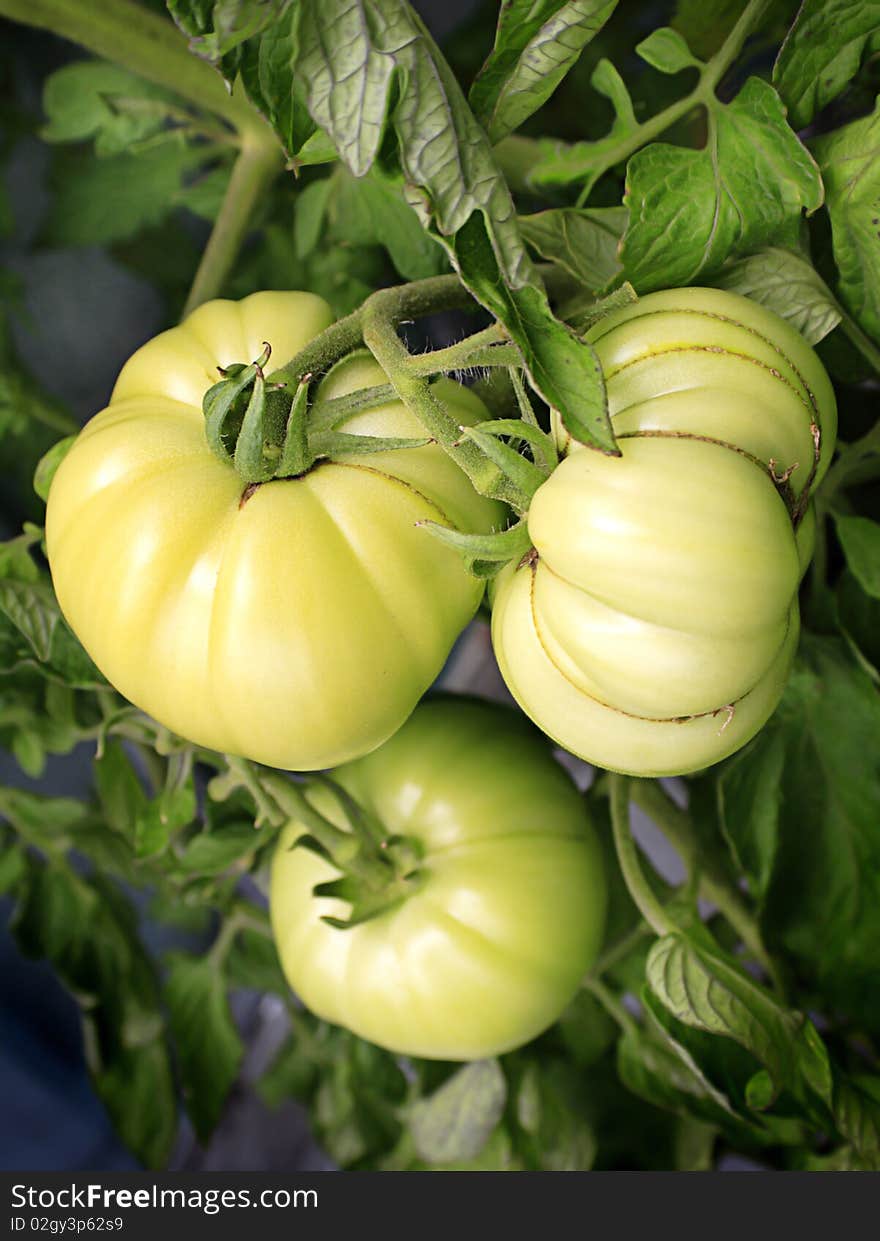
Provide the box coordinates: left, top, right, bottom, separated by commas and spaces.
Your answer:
494, 0, 772, 198
362, 299, 521, 506
402, 324, 514, 375
266, 269, 576, 505
256, 771, 354, 856
0, 0, 270, 142
183, 137, 285, 315
272, 266, 571, 388
300, 341, 520, 433
591, 920, 653, 979
271, 274, 478, 388
609, 774, 674, 938
698, 0, 772, 94
208, 908, 246, 968
1, 0, 284, 317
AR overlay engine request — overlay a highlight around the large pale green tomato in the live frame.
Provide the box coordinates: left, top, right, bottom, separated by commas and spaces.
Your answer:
270, 698, 607, 1060
493, 287, 837, 777
46, 292, 503, 771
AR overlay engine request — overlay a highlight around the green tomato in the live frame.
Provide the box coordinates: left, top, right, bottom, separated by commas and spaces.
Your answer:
493, 287, 836, 777
554, 286, 837, 492
46, 291, 503, 771
270, 697, 607, 1060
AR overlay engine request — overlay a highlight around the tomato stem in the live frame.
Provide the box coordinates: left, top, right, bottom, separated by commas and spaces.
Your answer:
492, 0, 773, 201
257, 769, 423, 925
206, 269, 568, 491
629, 779, 786, 996
0, 0, 285, 318
609, 774, 675, 938
582, 975, 639, 1038
360, 292, 534, 509
183, 136, 284, 316
0, 0, 270, 140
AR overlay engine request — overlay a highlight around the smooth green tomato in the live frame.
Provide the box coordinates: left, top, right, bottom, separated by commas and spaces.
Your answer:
270, 697, 607, 1060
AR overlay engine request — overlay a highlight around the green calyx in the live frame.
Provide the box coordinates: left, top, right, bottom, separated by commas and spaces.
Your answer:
419, 377, 559, 577
291, 777, 425, 930
212, 761, 424, 929
202, 347, 431, 484
203, 344, 303, 483
201, 268, 624, 505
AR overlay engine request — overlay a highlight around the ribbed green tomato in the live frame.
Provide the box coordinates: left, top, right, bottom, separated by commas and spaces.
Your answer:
492, 287, 837, 777
270, 698, 607, 1060
45, 292, 503, 771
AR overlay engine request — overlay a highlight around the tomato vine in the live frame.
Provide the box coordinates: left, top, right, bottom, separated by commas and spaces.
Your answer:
1, 0, 880, 1175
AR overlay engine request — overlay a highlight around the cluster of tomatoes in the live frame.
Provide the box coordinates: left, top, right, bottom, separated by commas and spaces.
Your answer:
44, 286, 835, 1058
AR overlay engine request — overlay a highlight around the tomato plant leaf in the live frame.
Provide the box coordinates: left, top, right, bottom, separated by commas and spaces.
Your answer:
469, 0, 618, 143
169, 0, 292, 79
452, 213, 612, 450
704, 636, 880, 1027
500, 56, 640, 199
294, 178, 333, 260
617, 1012, 761, 1140
646, 932, 833, 1112
165, 952, 244, 1142
84, 1030, 179, 1171
44, 142, 204, 246
515, 1061, 597, 1170
408, 1059, 507, 1164
712, 246, 843, 346
836, 568, 880, 676
716, 727, 786, 903
635, 26, 702, 75
11, 860, 177, 1167
811, 99, 880, 346
237, 11, 321, 160
773, 0, 880, 130
518, 206, 626, 293
671, 0, 747, 60
0, 577, 56, 662
33, 436, 76, 502
621, 78, 823, 291
329, 167, 448, 281
738, 636, 880, 1026
0, 841, 26, 895
834, 515, 880, 599
290, 0, 614, 451
177, 166, 233, 222
225, 926, 289, 994
177, 821, 261, 874
41, 60, 182, 157
94, 741, 148, 838
833, 1073, 880, 1171
0, 787, 89, 853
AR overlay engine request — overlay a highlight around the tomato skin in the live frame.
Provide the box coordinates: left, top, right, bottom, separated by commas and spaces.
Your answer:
555, 286, 837, 490
270, 697, 607, 1060
45, 292, 504, 771
493, 287, 836, 777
